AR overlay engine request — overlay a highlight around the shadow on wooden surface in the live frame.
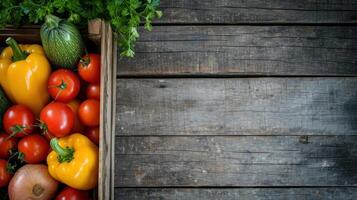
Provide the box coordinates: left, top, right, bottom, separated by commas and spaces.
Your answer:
116, 188, 357, 200
156, 0, 357, 24
118, 26, 357, 76
116, 78, 357, 136
115, 135, 357, 187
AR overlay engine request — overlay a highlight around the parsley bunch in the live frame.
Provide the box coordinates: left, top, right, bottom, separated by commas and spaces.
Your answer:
0, 0, 162, 57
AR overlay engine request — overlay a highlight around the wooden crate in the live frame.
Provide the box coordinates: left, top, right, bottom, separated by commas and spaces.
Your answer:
0, 20, 116, 200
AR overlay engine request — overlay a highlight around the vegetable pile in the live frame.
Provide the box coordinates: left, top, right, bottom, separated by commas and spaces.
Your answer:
0, 0, 162, 57
0, 14, 104, 199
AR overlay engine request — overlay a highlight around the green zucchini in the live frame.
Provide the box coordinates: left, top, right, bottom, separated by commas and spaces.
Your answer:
0, 87, 10, 126
40, 14, 84, 69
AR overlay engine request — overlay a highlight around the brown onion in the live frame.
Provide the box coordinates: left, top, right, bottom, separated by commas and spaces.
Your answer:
8, 164, 58, 200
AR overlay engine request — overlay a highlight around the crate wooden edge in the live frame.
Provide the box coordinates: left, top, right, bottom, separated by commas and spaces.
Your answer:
96, 20, 117, 200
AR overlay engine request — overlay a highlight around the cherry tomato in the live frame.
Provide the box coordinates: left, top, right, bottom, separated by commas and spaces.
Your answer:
78, 53, 100, 84
55, 186, 92, 200
40, 102, 74, 137
0, 133, 17, 159
18, 134, 49, 164
0, 159, 12, 187
67, 100, 85, 133
86, 84, 100, 100
48, 69, 81, 102
3, 105, 35, 138
85, 127, 99, 145
78, 99, 99, 127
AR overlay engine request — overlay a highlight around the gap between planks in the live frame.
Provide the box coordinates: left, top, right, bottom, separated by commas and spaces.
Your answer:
149, 22, 357, 26
116, 75, 357, 79
114, 185, 357, 189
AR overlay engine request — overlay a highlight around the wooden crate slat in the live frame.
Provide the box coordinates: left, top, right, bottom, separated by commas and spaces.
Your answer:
115, 135, 357, 187
0, 28, 41, 44
0, 26, 94, 46
118, 26, 357, 76
116, 78, 357, 136
115, 188, 357, 200
156, 0, 357, 24
98, 21, 116, 200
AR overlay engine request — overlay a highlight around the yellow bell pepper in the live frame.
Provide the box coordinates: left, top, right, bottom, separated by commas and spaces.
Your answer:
47, 133, 99, 190
0, 37, 50, 115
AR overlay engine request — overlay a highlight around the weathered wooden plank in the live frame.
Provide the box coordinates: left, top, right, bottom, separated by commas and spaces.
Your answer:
115, 188, 357, 200
0, 25, 94, 45
156, 0, 357, 24
118, 26, 357, 76
115, 135, 357, 187
116, 78, 357, 136
97, 21, 116, 200
0, 28, 41, 44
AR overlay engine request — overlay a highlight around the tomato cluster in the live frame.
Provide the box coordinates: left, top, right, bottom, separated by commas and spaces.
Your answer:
0, 53, 100, 199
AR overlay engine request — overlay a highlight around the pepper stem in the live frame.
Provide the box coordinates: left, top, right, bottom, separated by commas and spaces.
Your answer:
50, 138, 74, 163
5, 37, 28, 61
45, 14, 62, 29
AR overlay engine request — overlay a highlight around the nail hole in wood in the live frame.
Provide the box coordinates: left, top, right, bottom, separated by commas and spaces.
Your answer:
299, 136, 309, 144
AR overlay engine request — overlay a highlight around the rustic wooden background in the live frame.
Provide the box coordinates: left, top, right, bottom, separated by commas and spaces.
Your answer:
115, 1, 357, 199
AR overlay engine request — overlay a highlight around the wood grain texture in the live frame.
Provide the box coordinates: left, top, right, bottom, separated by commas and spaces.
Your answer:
115, 135, 357, 187
116, 78, 357, 136
156, 0, 357, 24
0, 26, 90, 45
0, 28, 41, 44
98, 21, 116, 200
115, 188, 357, 200
88, 19, 102, 46
118, 26, 357, 76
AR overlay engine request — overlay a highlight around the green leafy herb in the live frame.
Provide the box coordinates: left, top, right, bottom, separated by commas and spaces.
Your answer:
0, 0, 162, 57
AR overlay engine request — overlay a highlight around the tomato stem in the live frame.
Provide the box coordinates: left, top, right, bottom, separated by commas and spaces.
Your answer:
50, 138, 74, 163
6, 162, 16, 174
36, 120, 48, 132
5, 37, 28, 61
80, 56, 91, 67
7, 125, 29, 139
52, 80, 67, 100
57, 80, 67, 90
7, 149, 24, 174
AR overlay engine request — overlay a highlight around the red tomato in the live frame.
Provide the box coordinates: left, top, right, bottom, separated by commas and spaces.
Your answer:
0, 133, 17, 159
85, 127, 99, 145
78, 99, 100, 127
67, 100, 85, 133
40, 102, 74, 137
78, 53, 100, 84
3, 105, 35, 138
48, 69, 81, 102
86, 84, 100, 100
55, 187, 92, 200
18, 134, 49, 164
0, 159, 12, 187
